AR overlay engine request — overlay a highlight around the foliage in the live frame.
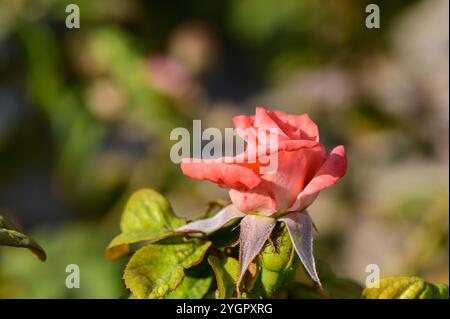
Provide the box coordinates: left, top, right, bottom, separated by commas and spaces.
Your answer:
106, 189, 185, 260
108, 188, 448, 299
362, 276, 449, 299
0, 223, 124, 298
0, 0, 447, 299
0, 215, 46, 261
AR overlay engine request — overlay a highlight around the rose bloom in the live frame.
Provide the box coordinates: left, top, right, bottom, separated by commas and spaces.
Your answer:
181, 106, 347, 215
178, 106, 347, 287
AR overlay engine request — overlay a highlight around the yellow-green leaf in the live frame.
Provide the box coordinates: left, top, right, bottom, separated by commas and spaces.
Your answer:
125, 240, 211, 298
0, 215, 46, 261
165, 264, 213, 299
208, 255, 239, 299
362, 276, 449, 299
106, 229, 171, 260
106, 189, 185, 260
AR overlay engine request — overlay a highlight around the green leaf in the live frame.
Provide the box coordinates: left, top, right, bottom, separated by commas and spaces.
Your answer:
124, 240, 211, 298
208, 255, 239, 299
0, 215, 46, 261
362, 276, 449, 299
165, 262, 213, 299
106, 189, 185, 260
106, 230, 170, 260
165, 274, 212, 299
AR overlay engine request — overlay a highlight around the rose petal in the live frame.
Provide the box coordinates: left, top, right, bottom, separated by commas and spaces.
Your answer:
237, 215, 276, 290
279, 211, 321, 286
229, 180, 276, 215
264, 145, 327, 213
180, 158, 262, 191
253, 107, 290, 139
273, 111, 319, 142
239, 140, 319, 165
233, 114, 258, 146
229, 145, 327, 214
174, 205, 245, 234
291, 145, 347, 211
233, 114, 254, 131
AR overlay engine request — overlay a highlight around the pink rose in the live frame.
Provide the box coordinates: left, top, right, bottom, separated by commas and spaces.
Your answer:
181, 106, 347, 215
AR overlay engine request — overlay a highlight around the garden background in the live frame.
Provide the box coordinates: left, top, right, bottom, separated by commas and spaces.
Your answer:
0, 0, 448, 298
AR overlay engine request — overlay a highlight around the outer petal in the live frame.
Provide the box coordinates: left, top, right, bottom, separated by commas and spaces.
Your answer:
180, 158, 261, 191
174, 205, 245, 234
233, 114, 254, 130
263, 145, 327, 213
233, 114, 258, 145
237, 215, 276, 290
229, 180, 276, 215
279, 210, 321, 286
290, 145, 347, 212
230, 144, 327, 214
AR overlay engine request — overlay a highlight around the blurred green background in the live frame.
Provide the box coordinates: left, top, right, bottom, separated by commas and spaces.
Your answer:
0, 0, 448, 298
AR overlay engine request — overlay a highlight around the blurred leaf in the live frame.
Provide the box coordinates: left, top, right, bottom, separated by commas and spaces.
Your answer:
0, 223, 124, 298
106, 189, 185, 260
89, 28, 184, 137
18, 23, 62, 111
204, 199, 231, 218
291, 260, 362, 299
362, 276, 449, 299
124, 240, 211, 299
325, 277, 364, 299
208, 255, 239, 299
0, 216, 46, 261
286, 283, 324, 299
229, 0, 301, 45
288, 279, 363, 299
318, 261, 362, 299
